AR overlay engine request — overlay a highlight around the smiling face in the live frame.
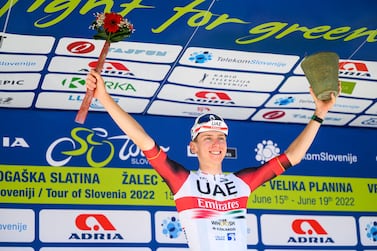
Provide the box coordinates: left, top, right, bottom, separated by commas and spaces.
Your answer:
190, 130, 227, 174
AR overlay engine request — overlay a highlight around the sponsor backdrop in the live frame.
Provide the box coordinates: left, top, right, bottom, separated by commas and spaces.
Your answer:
0, 0, 376, 250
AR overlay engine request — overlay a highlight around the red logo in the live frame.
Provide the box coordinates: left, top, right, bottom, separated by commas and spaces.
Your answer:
339, 61, 368, 72
88, 61, 130, 71
185, 91, 235, 104
195, 91, 231, 100
292, 219, 328, 235
262, 111, 285, 120
67, 41, 95, 54
75, 214, 116, 231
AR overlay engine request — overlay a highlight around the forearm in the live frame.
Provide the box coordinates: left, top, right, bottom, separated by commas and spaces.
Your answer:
99, 94, 155, 151
284, 82, 339, 166
285, 118, 322, 166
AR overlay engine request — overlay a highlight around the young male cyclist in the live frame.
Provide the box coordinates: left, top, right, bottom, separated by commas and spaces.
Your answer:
85, 70, 339, 251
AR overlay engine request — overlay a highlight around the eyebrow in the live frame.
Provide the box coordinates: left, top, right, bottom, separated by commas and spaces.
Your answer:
200, 132, 226, 138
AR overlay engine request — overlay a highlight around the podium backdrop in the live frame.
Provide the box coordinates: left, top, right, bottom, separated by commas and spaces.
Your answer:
0, 1, 376, 250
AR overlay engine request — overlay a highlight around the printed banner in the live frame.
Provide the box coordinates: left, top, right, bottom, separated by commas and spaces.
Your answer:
0, 0, 376, 250
1, 165, 376, 212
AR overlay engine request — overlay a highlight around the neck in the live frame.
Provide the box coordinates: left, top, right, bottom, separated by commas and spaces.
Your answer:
199, 164, 222, 175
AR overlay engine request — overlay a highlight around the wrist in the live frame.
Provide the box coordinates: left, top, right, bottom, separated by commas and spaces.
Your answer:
314, 108, 328, 119
99, 92, 112, 103
311, 114, 324, 124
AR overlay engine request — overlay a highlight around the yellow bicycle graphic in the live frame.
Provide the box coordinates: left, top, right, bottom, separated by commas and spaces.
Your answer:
46, 127, 114, 168
46, 127, 170, 167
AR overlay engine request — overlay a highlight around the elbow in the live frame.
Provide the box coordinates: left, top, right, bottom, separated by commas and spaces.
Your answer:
291, 158, 302, 166
285, 152, 303, 166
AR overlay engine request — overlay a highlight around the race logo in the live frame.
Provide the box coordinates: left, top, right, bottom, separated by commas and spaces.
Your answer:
288, 219, 334, 244
69, 213, 123, 240
255, 140, 280, 164
46, 127, 169, 167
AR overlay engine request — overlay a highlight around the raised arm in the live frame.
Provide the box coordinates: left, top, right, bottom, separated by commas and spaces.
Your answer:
86, 70, 155, 151
284, 85, 340, 166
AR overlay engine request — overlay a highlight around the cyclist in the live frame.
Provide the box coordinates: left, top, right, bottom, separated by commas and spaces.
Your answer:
85, 69, 339, 251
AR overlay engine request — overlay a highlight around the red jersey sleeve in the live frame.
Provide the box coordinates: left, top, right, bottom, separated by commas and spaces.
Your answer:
143, 143, 190, 194
235, 153, 292, 192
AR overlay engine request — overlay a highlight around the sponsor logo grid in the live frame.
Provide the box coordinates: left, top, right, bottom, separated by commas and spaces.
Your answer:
1, 133, 376, 249
1, 208, 376, 249
0, 34, 376, 128
1, 3, 376, 251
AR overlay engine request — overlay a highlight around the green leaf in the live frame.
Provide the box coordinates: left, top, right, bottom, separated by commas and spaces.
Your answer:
93, 33, 108, 40
118, 30, 132, 36
110, 33, 130, 42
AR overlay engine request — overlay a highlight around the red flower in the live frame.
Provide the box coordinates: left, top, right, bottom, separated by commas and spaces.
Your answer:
103, 12, 122, 33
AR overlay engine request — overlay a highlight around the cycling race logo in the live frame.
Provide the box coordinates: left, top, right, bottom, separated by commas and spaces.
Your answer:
46, 127, 169, 167
255, 140, 280, 164
161, 216, 182, 239
189, 51, 212, 63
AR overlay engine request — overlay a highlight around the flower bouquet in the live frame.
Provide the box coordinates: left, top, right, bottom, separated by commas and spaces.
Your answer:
75, 12, 134, 124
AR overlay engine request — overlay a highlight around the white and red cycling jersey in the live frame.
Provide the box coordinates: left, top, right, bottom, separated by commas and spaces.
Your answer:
144, 143, 291, 251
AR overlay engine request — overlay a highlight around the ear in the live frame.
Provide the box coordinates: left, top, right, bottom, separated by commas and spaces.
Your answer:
189, 141, 197, 154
